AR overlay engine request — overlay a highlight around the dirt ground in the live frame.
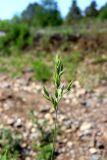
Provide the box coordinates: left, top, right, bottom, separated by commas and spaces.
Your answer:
0, 72, 107, 160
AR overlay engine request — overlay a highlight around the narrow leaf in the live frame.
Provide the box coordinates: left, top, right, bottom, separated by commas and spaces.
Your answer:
67, 81, 73, 91
43, 87, 50, 101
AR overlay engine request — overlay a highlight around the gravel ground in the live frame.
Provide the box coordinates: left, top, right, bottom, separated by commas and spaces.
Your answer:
0, 74, 107, 160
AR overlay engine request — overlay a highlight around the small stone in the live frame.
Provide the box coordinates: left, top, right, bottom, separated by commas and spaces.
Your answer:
96, 140, 105, 150
23, 132, 29, 140
45, 113, 52, 120
59, 147, 66, 153
3, 100, 13, 110
65, 99, 70, 104
63, 119, 72, 129
7, 118, 15, 126
67, 142, 73, 148
80, 122, 93, 131
25, 157, 31, 160
89, 148, 97, 154
80, 99, 92, 107
21, 143, 27, 148
0, 108, 2, 113
72, 121, 80, 131
76, 88, 86, 97
90, 154, 100, 160
36, 85, 42, 92
58, 115, 66, 123
0, 124, 3, 129
26, 121, 33, 129
30, 132, 40, 140
31, 127, 36, 133
73, 81, 81, 88
40, 105, 50, 112
72, 98, 78, 105
14, 118, 22, 128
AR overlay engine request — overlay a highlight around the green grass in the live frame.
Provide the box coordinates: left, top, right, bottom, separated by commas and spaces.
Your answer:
0, 49, 106, 89
0, 51, 84, 83
63, 52, 83, 81
32, 59, 52, 82
0, 128, 21, 160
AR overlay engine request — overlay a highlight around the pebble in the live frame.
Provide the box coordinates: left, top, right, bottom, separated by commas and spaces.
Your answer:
26, 121, 33, 130
63, 119, 72, 129
25, 157, 31, 160
35, 85, 42, 92
67, 141, 73, 148
89, 148, 97, 154
14, 118, 22, 128
40, 105, 50, 112
31, 127, 36, 133
7, 118, 15, 126
45, 113, 52, 120
72, 97, 78, 105
90, 154, 100, 160
29, 132, 40, 140
65, 99, 70, 104
80, 122, 93, 131
73, 81, 81, 88
75, 88, 86, 97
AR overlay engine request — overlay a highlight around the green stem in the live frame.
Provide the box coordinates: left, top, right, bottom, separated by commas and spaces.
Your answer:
51, 108, 58, 160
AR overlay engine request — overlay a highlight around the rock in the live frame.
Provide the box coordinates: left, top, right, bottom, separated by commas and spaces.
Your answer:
21, 142, 27, 148
7, 118, 15, 126
80, 99, 92, 107
73, 81, 81, 89
65, 99, 70, 104
90, 154, 100, 160
29, 132, 40, 140
72, 97, 78, 105
75, 88, 86, 97
72, 121, 80, 131
31, 127, 36, 133
58, 115, 66, 123
14, 118, 22, 128
23, 86, 32, 92
3, 100, 14, 110
25, 157, 31, 160
35, 84, 42, 92
67, 141, 73, 148
26, 121, 33, 130
96, 141, 105, 150
89, 148, 97, 154
0, 82, 11, 89
79, 122, 93, 137
63, 119, 72, 129
23, 132, 29, 140
40, 105, 50, 112
80, 122, 93, 131
0, 89, 13, 100
0, 124, 3, 129
45, 113, 52, 120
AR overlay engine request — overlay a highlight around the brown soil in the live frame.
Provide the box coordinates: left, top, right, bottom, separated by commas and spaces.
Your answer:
0, 73, 107, 160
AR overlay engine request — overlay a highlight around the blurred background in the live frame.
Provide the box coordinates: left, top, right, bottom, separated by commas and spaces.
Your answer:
0, 0, 107, 85
0, 0, 107, 87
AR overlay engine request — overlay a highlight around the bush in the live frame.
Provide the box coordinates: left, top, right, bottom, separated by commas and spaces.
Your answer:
0, 23, 33, 52
9, 23, 33, 49
99, 7, 107, 20
33, 59, 52, 82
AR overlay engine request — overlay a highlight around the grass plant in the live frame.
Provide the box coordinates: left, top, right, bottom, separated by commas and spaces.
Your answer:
43, 55, 72, 160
